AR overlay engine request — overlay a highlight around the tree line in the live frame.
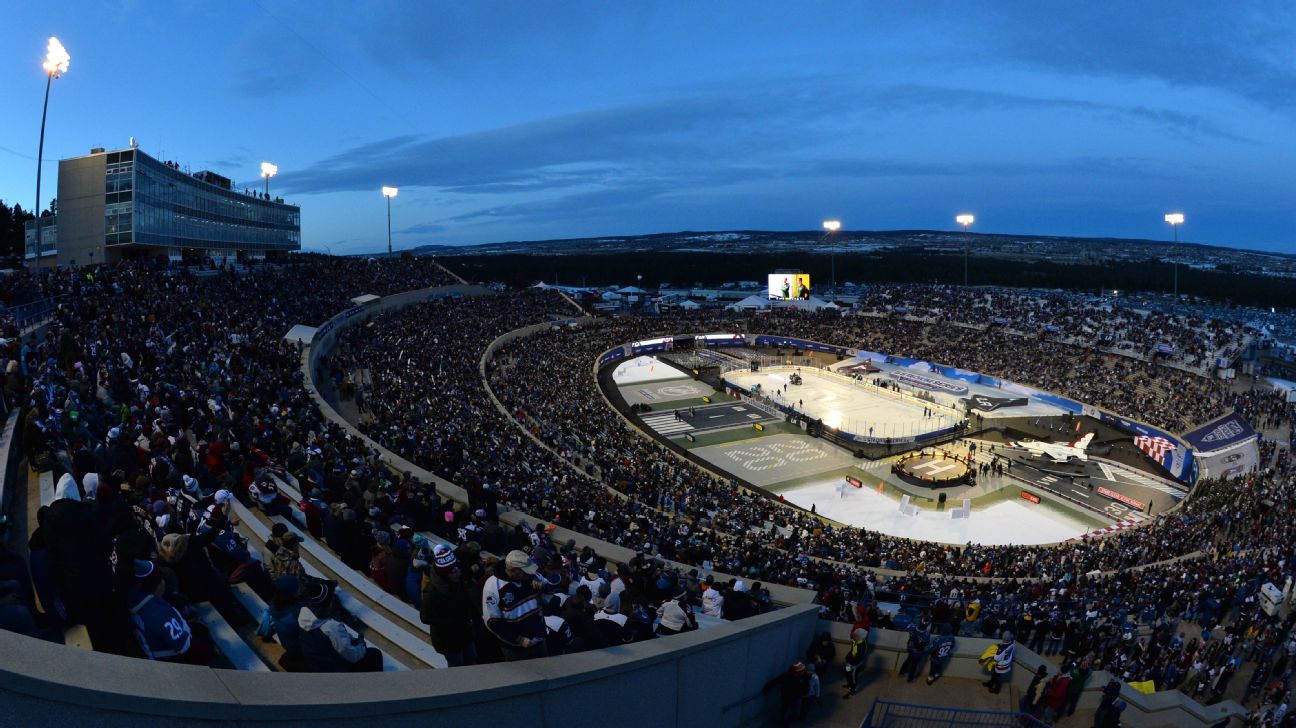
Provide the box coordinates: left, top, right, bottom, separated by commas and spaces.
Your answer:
0, 199, 38, 261
441, 250, 1296, 310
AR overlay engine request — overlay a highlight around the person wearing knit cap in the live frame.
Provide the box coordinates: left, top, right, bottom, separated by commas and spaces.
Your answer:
762, 661, 811, 724
593, 592, 632, 646
126, 559, 210, 664
420, 544, 478, 666
656, 588, 698, 636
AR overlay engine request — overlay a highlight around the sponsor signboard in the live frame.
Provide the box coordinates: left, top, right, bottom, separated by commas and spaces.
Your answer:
1020, 490, 1041, 504
846, 475, 863, 488
1097, 486, 1145, 511
598, 347, 626, 367
888, 370, 969, 395
965, 394, 1029, 412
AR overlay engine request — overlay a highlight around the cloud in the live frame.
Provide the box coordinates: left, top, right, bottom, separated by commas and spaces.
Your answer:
968, 3, 1296, 111
395, 222, 446, 235
276, 79, 1239, 200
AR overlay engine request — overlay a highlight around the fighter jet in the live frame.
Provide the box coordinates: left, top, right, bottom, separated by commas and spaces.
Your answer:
1011, 432, 1095, 463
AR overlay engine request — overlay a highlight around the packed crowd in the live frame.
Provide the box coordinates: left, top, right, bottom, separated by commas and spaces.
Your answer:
336, 292, 1296, 708
1, 259, 1293, 713
850, 284, 1249, 371
1, 257, 462, 666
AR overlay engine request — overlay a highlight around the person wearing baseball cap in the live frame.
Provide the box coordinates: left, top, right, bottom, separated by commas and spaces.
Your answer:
481, 550, 547, 661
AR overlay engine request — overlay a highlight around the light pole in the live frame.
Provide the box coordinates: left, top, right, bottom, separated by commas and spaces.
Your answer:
1164, 212, 1184, 297
822, 219, 841, 291
956, 214, 974, 286
382, 186, 398, 257
34, 37, 70, 266
260, 162, 278, 198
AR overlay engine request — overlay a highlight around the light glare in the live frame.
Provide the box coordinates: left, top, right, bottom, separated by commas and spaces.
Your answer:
956, 214, 975, 226
260, 162, 278, 178
822, 219, 841, 232
43, 37, 70, 76
382, 186, 399, 198
1164, 213, 1184, 225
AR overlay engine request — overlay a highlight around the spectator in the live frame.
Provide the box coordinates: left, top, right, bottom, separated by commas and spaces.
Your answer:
482, 550, 548, 661
420, 544, 478, 666
297, 581, 382, 673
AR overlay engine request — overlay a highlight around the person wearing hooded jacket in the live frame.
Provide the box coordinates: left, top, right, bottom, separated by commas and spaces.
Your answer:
656, 589, 698, 636
420, 544, 478, 666
701, 579, 724, 619
297, 580, 382, 673
723, 579, 754, 621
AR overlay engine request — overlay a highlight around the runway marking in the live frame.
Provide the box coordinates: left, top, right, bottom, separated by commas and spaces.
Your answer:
640, 412, 694, 435
1070, 489, 1089, 497
1095, 463, 1184, 498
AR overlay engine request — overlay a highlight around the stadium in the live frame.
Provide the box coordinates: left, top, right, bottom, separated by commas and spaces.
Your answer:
4, 9, 1295, 728
0, 255, 1286, 728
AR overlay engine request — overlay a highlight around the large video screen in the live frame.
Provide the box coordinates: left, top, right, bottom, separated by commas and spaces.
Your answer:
768, 273, 811, 300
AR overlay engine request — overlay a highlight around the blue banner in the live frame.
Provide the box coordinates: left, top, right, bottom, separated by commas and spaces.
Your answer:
598, 347, 625, 367
1182, 412, 1258, 451
751, 336, 846, 355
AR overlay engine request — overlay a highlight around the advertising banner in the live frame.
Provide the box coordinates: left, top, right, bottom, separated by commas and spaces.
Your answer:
888, 370, 969, 395
598, 347, 626, 367
965, 394, 1029, 412
1182, 412, 1258, 451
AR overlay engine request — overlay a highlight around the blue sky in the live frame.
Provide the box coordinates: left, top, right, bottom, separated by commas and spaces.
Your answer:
1, 1, 1293, 254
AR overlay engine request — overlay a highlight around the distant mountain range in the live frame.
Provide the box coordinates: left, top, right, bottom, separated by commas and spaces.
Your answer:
392, 229, 1296, 277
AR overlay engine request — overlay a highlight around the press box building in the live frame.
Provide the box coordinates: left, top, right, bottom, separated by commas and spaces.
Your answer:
25, 143, 300, 266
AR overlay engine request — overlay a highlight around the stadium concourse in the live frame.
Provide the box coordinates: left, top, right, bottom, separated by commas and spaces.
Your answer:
0, 259, 1293, 725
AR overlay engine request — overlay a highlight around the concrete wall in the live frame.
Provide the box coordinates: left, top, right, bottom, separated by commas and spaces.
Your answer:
55, 153, 107, 267
0, 604, 820, 727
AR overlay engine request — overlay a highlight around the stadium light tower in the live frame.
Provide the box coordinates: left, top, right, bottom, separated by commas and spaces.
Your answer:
34, 37, 70, 266
260, 162, 278, 197
822, 219, 842, 291
956, 214, 974, 286
382, 186, 399, 256
1165, 212, 1184, 297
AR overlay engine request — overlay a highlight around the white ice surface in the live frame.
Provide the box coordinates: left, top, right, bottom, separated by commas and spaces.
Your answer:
781, 475, 1095, 546
725, 368, 955, 440
612, 355, 691, 385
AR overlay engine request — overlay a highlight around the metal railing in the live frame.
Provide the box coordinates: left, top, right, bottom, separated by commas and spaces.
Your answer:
2, 294, 67, 329
861, 699, 1049, 728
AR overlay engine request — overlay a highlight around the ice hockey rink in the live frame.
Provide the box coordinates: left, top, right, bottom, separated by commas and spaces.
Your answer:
828, 358, 1071, 419
723, 367, 955, 440
774, 474, 1097, 545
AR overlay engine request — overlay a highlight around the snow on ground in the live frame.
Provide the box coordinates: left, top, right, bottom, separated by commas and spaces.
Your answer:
725, 368, 954, 440
779, 475, 1094, 546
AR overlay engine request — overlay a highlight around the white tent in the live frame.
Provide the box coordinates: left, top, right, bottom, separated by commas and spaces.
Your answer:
616, 285, 648, 294
677, 299, 702, 310
727, 294, 770, 311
